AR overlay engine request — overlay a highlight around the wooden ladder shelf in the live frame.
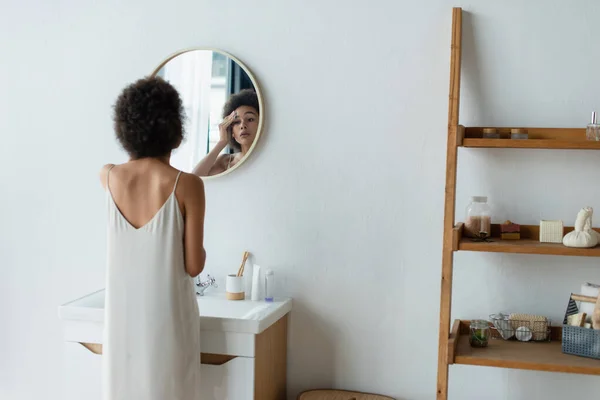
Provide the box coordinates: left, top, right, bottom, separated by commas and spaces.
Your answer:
437, 7, 600, 400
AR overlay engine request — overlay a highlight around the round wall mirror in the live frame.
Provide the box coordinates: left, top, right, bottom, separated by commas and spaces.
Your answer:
151, 48, 264, 178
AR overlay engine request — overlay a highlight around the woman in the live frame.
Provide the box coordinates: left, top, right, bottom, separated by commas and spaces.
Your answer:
192, 89, 259, 176
99, 76, 205, 400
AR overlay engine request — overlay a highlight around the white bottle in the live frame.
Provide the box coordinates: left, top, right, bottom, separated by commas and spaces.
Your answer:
251, 264, 261, 301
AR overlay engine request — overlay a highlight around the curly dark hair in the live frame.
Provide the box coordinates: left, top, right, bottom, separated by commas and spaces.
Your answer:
113, 76, 185, 159
222, 89, 259, 151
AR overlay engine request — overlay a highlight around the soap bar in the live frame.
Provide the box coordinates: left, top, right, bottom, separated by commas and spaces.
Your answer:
500, 220, 520, 240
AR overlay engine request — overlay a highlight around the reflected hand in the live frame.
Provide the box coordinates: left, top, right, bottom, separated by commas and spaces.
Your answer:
218, 111, 237, 145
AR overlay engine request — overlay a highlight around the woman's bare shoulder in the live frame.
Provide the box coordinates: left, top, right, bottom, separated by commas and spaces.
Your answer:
177, 171, 205, 197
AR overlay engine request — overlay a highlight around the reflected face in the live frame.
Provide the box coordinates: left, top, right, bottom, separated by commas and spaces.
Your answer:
231, 106, 259, 148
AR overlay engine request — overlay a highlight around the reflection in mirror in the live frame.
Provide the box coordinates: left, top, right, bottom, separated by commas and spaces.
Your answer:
153, 49, 262, 178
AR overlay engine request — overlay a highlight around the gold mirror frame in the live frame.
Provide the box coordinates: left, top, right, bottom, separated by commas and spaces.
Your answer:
150, 47, 264, 180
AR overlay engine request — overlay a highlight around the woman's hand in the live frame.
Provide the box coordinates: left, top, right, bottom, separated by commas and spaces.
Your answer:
218, 111, 237, 144
192, 111, 237, 177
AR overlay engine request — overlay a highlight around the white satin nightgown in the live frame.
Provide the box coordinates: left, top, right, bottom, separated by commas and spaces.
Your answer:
102, 167, 201, 400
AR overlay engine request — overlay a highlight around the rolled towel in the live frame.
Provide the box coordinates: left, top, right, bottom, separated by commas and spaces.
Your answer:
581, 282, 600, 317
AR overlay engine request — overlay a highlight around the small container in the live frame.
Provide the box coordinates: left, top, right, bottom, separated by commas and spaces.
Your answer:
515, 326, 533, 342
489, 313, 514, 340
563, 295, 600, 360
226, 274, 245, 300
464, 196, 492, 238
251, 264, 261, 301
264, 268, 274, 302
586, 111, 600, 141
511, 128, 528, 140
470, 320, 490, 348
482, 128, 499, 139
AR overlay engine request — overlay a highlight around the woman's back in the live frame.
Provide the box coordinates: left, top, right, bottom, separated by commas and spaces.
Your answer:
101, 160, 203, 400
102, 76, 206, 400
104, 160, 185, 229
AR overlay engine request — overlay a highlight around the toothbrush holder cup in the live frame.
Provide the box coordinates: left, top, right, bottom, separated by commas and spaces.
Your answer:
225, 274, 245, 300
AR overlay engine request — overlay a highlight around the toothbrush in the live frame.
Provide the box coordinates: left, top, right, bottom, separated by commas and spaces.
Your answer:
237, 251, 249, 277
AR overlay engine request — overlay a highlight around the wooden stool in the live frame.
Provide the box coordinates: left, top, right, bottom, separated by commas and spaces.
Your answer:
297, 389, 395, 400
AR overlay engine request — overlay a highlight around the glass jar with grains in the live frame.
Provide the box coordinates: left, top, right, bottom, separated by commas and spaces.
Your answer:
465, 196, 492, 238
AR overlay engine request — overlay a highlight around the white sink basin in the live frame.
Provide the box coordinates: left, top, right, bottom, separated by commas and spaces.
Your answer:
196, 292, 274, 320
58, 288, 292, 335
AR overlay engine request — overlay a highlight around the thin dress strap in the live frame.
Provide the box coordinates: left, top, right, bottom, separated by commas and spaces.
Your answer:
173, 171, 183, 193
106, 164, 116, 192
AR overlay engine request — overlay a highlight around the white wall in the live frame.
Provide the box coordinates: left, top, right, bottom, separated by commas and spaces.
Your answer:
2, 0, 600, 399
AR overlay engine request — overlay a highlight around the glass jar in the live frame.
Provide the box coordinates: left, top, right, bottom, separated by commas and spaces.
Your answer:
469, 320, 490, 348
465, 196, 492, 238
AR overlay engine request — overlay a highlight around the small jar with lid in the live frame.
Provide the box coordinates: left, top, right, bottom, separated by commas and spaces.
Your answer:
482, 128, 499, 139
469, 320, 490, 348
511, 128, 528, 140
464, 196, 492, 238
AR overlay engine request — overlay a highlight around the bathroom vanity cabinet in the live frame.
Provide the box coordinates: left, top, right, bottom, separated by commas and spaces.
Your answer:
59, 290, 292, 400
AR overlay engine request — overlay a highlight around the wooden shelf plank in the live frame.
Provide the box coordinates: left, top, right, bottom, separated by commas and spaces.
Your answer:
461, 127, 600, 149
456, 223, 600, 257
452, 321, 600, 375
458, 238, 600, 257
462, 138, 600, 150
